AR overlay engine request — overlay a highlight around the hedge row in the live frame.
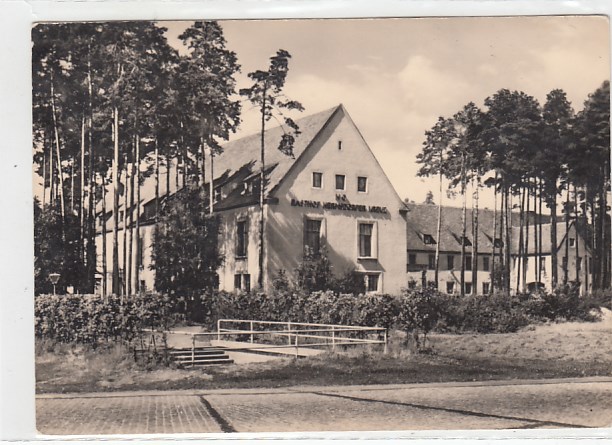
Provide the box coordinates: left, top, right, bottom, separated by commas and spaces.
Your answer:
35, 285, 603, 346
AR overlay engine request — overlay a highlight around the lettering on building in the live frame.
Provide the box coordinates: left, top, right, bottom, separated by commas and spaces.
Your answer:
290, 198, 388, 214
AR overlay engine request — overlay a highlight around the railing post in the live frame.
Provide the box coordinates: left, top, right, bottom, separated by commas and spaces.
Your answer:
217, 319, 221, 341
383, 329, 388, 355
331, 326, 336, 351
294, 332, 299, 358
191, 334, 195, 366
287, 322, 292, 345
250, 321, 254, 344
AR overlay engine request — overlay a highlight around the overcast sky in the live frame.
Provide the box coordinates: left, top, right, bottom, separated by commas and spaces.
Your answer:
164, 16, 609, 208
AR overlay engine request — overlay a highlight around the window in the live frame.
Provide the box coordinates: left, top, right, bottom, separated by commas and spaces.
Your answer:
335, 174, 346, 191
236, 220, 248, 258
569, 238, 576, 247
423, 234, 436, 245
482, 282, 490, 294
465, 282, 473, 294
304, 219, 322, 256
312, 172, 323, 188
465, 254, 472, 271
447, 255, 455, 270
461, 236, 472, 247
408, 253, 417, 266
365, 273, 380, 292
234, 273, 251, 291
338, 140, 343, 150
357, 176, 368, 193
446, 281, 455, 294
483, 256, 490, 271
359, 223, 374, 257
428, 254, 435, 270
494, 238, 503, 248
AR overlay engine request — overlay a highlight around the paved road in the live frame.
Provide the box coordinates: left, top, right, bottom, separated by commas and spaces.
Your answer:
36, 377, 612, 435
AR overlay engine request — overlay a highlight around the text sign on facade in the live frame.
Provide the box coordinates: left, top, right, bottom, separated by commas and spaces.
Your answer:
290, 198, 388, 214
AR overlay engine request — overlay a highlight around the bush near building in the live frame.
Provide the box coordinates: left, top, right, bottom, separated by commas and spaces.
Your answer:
35, 285, 603, 351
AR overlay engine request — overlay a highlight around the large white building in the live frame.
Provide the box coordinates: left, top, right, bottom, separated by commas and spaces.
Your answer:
96, 105, 409, 295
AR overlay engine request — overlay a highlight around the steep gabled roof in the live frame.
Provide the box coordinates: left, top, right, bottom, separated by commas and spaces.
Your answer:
214, 105, 340, 197
406, 202, 581, 255
405, 203, 500, 254
97, 105, 342, 230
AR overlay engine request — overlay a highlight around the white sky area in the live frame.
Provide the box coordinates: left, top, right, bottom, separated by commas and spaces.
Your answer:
162, 16, 610, 209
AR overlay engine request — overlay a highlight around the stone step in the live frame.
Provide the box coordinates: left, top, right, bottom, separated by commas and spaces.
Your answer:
178, 357, 234, 367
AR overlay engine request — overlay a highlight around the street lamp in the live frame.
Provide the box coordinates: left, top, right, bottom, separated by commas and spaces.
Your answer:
49, 273, 60, 295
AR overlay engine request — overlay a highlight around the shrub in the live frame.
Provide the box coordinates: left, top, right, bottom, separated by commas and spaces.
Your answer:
397, 288, 443, 348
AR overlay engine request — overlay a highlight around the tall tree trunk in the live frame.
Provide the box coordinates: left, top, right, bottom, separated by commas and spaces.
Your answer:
86, 47, 96, 294
135, 133, 141, 293
166, 155, 170, 199
574, 185, 580, 288
209, 150, 215, 214
42, 138, 47, 208
70, 159, 75, 214
50, 72, 65, 221
490, 172, 498, 294
111, 106, 121, 296
155, 138, 160, 223
258, 90, 267, 289
472, 178, 479, 295
504, 183, 511, 293
516, 184, 525, 293
122, 154, 129, 296
524, 180, 530, 293
460, 154, 466, 297
49, 129, 54, 206
80, 114, 86, 265
127, 144, 135, 296
101, 174, 108, 296
563, 186, 570, 285
538, 179, 543, 286
550, 190, 558, 290
434, 168, 443, 289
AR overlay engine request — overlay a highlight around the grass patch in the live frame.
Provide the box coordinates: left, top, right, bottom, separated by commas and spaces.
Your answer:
36, 311, 612, 394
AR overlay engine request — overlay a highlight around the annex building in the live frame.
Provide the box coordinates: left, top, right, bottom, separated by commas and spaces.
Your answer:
405, 203, 593, 295
95, 105, 409, 295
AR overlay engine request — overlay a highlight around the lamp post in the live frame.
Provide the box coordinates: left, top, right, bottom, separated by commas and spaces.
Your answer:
49, 273, 60, 296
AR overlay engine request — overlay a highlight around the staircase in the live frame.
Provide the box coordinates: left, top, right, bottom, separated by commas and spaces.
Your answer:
169, 346, 234, 368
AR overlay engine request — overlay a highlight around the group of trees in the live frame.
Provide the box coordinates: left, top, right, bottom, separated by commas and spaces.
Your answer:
417, 83, 611, 296
33, 21, 302, 296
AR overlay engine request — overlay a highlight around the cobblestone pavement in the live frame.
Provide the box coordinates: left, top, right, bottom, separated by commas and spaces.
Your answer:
36, 378, 612, 435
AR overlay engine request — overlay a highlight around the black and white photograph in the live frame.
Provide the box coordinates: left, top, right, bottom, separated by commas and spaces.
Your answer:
27, 15, 612, 436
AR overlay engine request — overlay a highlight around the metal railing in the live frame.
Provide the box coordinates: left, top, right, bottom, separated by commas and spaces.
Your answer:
160, 319, 387, 366
214, 319, 387, 357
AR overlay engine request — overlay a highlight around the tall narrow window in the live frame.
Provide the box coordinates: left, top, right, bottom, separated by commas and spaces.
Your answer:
569, 238, 575, 247
357, 176, 368, 193
304, 219, 322, 255
236, 220, 248, 258
365, 273, 379, 292
447, 255, 455, 270
465, 254, 473, 271
335, 174, 345, 191
408, 253, 417, 265
234, 274, 241, 290
312, 172, 323, 188
359, 223, 374, 257
483, 256, 490, 271
428, 254, 435, 270
446, 281, 455, 294
243, 274, 251, 292
482, 282, 490, 294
